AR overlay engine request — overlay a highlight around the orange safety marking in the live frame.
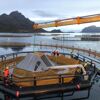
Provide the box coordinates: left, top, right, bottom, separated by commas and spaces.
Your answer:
77, 17, 81, 24
55, 21, 58, 27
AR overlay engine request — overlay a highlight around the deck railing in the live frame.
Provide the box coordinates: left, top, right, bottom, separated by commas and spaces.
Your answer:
0, 50, 100, 67
7, 72, 94, 87
0, 51, 98, 100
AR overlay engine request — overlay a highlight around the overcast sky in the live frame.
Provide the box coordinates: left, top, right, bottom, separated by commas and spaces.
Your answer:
0, 0, 100, 32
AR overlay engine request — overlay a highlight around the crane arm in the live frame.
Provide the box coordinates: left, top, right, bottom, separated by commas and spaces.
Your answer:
33, 14, 100, 29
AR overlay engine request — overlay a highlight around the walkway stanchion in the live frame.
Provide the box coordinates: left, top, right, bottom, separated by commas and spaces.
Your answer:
34, 77, 36, 86
78, 46, 79, 54
62, 34, 64, 54
83, 47, 85, 54
4, 56, 6, 69
1, 56, 3, 62
61, 92, 64, 100
72, 46, 74, 53
13, 53, 14, 60
13, 53, 16, 66
94, 50, 96, 58
33, 33, 36, 52
89, 49, 91, 56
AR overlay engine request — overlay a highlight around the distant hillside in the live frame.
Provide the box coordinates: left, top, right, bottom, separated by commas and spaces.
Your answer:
50, 29, 63, 33
82, 25, 100, 33
0, 11, 47, 33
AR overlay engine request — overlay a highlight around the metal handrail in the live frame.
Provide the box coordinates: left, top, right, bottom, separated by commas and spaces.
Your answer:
0, 51, 97, 86
0, 50, 100, 63
11, 73, 88, 84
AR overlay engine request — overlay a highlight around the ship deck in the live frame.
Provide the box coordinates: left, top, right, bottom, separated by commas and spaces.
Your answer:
0, 51, 99, 100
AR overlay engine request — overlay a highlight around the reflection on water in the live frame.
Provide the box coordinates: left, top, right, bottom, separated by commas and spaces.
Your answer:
0, 36, 33, 44
11, 46, 25, 51
1, 46, 25, 51
1, 46, 9, 50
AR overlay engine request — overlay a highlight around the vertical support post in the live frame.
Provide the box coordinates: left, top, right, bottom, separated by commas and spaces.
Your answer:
13, 53, 16, 66
83, 57, 85, 62
87, 88, 91, 98
70, 52, 73, 58
78, 46, 79, 54
89, 49, 91, 56
77, 53, 79, 58
63, 33, 64, 53
94, 50, 96, 58
4, 56, 6, 69
62, 76, 64, 84
72, 46, 74, 53
1, 56, 3, 62
33, 33, 35, 52
61, 92, 64, 100
34, 77, 36, 86
90, 60, 92, 66
13, 53, 15, 60
59, 75, 62, 84
1, 56, 4, 71
4, 94, 11, 100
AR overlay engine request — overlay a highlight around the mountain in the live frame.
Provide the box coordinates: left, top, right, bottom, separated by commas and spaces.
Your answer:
0, 11, 47, 33
81, 25, 100, 33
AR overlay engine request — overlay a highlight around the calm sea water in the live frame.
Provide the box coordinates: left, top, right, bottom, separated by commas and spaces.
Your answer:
0, 33, 100, 99
0, 32, 100, 55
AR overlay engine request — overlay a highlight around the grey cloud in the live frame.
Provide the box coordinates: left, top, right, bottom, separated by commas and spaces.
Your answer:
33, 10, 60, 18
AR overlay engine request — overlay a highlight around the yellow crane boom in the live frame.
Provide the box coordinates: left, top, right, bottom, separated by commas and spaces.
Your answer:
33, 14, 100, 29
